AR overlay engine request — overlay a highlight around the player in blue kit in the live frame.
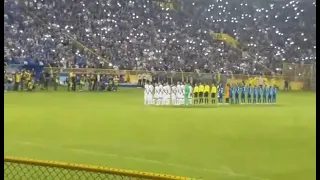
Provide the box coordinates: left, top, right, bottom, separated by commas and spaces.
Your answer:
234, 84, 240, 104
247, 84, 252, 104
240, 84, 246, 104
257, 86, 262, 104
272, 86, 277, 103
268, 86, 273, 103
218, 84, 224, 104
252, 86, 257, 104
263, 85, 268, 103
229, 85, 234, 104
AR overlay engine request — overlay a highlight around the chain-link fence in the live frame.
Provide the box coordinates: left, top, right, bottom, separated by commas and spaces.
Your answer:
282, 63, 313, 81
282, 63, 315, 90
4, 157, 192, 180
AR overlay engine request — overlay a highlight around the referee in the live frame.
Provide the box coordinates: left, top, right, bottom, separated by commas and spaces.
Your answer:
211, 83, 217, 104
193, 83, 199, 104
198, 83, 204, 104
204, 83, 210, 104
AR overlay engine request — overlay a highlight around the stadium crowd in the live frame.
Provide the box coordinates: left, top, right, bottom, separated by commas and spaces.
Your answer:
4, 0, 316, 75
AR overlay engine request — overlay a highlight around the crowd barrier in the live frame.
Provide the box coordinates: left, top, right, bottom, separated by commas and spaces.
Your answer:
4, 157, 193, 180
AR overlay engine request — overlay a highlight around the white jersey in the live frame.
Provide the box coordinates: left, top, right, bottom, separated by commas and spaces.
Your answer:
177, 85, 181, 94
180, 84, 185, 95
144, 84, 149, 105
171, 86, 177, 95
148, 85, 154, 95
162, 85, 167, 96
165, 85, 171, 95
144, 84, 149, 95
155, 85, 160, 94
159, 85, 164, 96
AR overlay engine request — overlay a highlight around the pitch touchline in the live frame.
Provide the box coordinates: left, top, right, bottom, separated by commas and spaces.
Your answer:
13, 141, 269, 180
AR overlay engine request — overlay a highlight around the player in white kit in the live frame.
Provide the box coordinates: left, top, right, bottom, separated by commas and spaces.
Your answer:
176, 82, 181, 105
153, 83, 159, 105
144, 82, 149, 105
162, 83, 167, 105
163, 83, 171, 105
158, 83, 164, 105
180, 82, 185, 105
147, 83, 154, 105
171, 84, 177, 105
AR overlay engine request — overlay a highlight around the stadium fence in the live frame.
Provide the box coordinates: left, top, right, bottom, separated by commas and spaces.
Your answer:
44, 63, 315, 91
282, 63, 316, 90
4, 156, 193, 180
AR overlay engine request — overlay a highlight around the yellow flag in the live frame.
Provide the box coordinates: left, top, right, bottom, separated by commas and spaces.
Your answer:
209, 32, 239, 48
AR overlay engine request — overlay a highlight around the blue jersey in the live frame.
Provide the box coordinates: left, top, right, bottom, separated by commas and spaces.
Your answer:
235, 86, 240, 95
218, 87, 224, 95
257, 87, 262, 96
263, 87, 268, 96
253, 88, 257, 96
247, 87, 252, 95
229, 87, 233, 97
273, 88, 277, 96
241, 86, 246, 95
268, 88, 273, 96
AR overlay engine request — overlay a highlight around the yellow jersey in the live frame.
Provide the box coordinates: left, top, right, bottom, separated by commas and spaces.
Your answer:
15, 73, 21, 82
204, 85, 210, 92
199, 85, 204, 92
211, 86, 217, 93
193, 86, 199, 93
26, 72, 31, 81
114, 77, 119, 85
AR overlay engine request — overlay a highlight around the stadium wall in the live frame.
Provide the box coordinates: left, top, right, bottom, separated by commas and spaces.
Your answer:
4, 156, 193, 180
42, 65, 315, 91
58, 73, 140, 88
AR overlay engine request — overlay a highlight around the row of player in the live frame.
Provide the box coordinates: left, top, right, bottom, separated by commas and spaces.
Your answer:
144, 82, 278, 105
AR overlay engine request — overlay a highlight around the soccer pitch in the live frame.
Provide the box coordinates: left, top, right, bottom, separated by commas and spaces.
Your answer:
4, 89, 316, 180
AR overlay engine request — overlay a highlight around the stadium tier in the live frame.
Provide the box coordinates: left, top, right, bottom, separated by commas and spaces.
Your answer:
4, 0, 316, 180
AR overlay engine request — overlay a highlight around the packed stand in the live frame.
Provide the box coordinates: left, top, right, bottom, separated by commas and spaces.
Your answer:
181, 0, 316, 72
4, 0, 316, 75
4, 0, 239, 73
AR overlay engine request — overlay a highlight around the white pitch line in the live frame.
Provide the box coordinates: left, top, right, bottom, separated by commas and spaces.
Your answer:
12, 141, 269, 180
15, 141, 47, 148
69, 148, 118, 158
67, 148, 269, 180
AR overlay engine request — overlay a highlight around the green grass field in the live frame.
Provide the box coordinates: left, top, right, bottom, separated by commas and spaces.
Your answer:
4, 89, 316, 180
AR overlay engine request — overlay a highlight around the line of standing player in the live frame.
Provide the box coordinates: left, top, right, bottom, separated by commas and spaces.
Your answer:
144, 82, 278, 105
144, 82, 192, 105
193, 83, 278, 105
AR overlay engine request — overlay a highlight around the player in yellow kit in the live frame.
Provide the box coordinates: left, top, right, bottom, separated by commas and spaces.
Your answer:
193, 84, 199, 104
198, 83, 204, 104
204, 83, 210, 104
211, 84, 217, 104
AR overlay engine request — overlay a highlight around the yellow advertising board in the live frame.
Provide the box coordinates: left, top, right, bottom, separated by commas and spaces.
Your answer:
290, 81, 304, 90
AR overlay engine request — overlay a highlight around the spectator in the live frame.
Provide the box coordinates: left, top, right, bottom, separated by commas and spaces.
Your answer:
4, 0, 316, 75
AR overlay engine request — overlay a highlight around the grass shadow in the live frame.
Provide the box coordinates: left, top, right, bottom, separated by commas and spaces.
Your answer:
150, 104, 284, 109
